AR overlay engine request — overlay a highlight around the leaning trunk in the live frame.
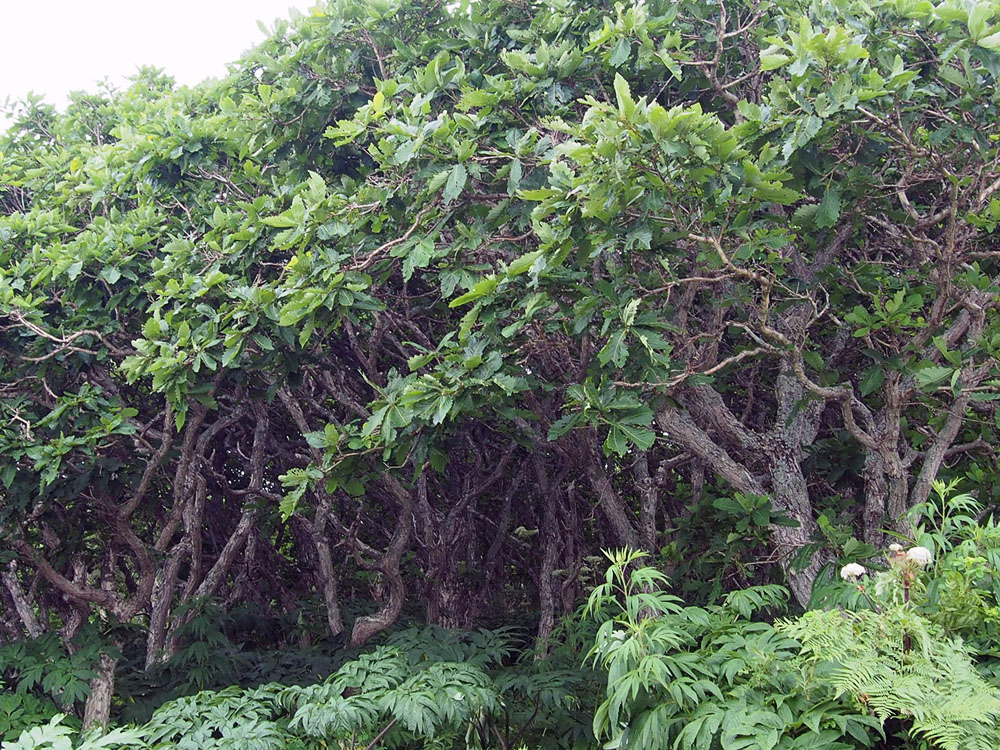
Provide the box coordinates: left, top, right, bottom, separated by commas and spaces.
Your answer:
350, 478, 413, 648
2, 562, 44, 638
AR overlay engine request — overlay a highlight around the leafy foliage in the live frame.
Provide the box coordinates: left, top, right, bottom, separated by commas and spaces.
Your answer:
585, 549, 880, 750
2, 625, 597, 750
779, 480, 1000, 749
779, 608, 1000, 750
0, 631, 104, 734
0, 694, 62, 745
6, 0, 1000, 742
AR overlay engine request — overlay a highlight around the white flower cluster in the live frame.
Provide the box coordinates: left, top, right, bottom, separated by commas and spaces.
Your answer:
839, 545, 934, 583
840, 562, 866, 581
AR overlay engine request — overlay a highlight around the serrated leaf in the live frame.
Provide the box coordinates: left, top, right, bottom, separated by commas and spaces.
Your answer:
978, 30, 1000, 48
403, 238, 434, 281
760, 53, 791, 71
969, 2, 993, 39
507, 158, 522, 196
432, 395, 453, 425
603, 426, 629, 456
507, 249, 543, 276
859, 365, 884, 396
443, 163, 468, 203
548, 412, 581, 440
598, 329, 628, 367
754, 184, 802, 205
802, 350, 824, 370
913, 365, 953, 390
609, 37, 631, 67
613, 73, 635, 120
617, 422, 655, 451
408, 352, 434, 371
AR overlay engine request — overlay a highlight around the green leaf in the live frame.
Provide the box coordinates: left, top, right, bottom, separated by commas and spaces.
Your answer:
859, 365, 884, 396
815, 188, 841, 229
507, 249, 543, 276
598, 329, 628, 367
609, 37, 631, 67
617, 422, 655, 451
408, 352, 434, 371
977, 30, 1000, 48
449, 275, 499, 307
443, 163, 468, 203
613, 73, 635, 120
507, 158, 523, 196
969, 2, 993, 40
603, 426, 629, 456
548, 412, 581, 440
803, 350, 824, 370
753, 184, 802, 205
760, 53, 791, 71
432, 395, 454, 425
403, 238, 435, 281
914, 365, 954, 390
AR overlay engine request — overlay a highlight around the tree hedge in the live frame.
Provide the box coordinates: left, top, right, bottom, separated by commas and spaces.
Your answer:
3, 0, 1000, 730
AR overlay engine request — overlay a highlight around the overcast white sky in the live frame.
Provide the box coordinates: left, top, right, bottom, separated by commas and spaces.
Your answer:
2, 0, 310, 117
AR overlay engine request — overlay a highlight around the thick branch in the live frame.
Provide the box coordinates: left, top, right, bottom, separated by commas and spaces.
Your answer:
656, 407, 764, 495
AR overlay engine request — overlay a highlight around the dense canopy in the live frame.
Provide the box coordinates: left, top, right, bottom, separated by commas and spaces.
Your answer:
4, 0, 1000, 745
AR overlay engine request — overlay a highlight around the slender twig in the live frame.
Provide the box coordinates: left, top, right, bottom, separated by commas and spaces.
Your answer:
364, 716, 398, 749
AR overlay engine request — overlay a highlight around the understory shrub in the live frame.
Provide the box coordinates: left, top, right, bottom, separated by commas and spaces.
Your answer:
1, 625, 597, 750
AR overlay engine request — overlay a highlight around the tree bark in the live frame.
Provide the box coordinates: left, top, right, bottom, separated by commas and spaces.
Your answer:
658, 374, 830, 606
909, 393, 972, 509
82, 650, 118, 730
632, 453, 658, 553
535, 494, 560, 660
350, 476, 414, 648
656, 407, 765, 496
307, 495, 345, 637
765, 437, 825, 605
145, 539, 190, 668
584, 432, 640, 549
862, 452, 891, 546
2, 561, 43, 638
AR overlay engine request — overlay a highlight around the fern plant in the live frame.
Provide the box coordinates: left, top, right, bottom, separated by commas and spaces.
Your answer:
806, 480, 1000, 683
778, 607, 1000, 750
4, 626, 568, 750
777, 480, 1000, 750
585, 549, 880, 750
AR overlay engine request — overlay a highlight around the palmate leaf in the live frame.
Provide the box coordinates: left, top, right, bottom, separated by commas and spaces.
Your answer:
2, 715, 75, 750
291, 693, 381, 738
